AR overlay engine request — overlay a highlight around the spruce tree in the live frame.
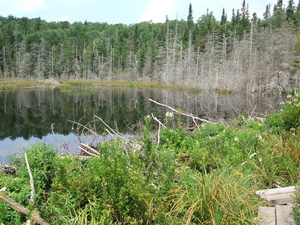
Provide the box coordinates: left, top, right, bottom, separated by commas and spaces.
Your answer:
187, 3, 194, 31
221, 8, 227, 25
286, 0, 296, 22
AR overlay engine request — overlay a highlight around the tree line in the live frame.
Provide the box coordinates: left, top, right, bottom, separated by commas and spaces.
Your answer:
0, 0, 300, 91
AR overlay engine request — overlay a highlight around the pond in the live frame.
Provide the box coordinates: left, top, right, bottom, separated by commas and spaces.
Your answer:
0, 87, 281, 164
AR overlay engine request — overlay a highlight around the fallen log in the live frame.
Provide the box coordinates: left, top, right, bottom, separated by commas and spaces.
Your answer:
0, 191, 50, 225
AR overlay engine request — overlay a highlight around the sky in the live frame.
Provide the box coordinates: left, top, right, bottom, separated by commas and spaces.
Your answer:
0, 0, 281, 25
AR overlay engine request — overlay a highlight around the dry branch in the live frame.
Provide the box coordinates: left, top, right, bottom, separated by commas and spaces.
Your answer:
79, 146, 99, 157
67, 119, 100, 137
79, 143, 99, 157
25, 153, 35, 203
0, 191, 50, 225
94, 115, 123, 139
149, 98, 216, 124
151, 113, 165, 147
0, 164, 16, 174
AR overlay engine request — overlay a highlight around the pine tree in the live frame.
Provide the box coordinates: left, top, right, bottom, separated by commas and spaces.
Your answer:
286, 0, 296, 22
221, 8, 227, 25
263, 4, 271, 20
187, 3, 194, 31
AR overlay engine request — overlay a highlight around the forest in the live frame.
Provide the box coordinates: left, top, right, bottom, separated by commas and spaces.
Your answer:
0, 0, 300, 91
1, 1, 300, 224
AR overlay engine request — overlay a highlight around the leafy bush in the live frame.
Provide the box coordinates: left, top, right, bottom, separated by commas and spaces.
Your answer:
265, 90, 300, 132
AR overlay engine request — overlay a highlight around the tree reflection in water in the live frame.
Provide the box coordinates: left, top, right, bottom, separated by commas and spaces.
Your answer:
0, 88, 280, 164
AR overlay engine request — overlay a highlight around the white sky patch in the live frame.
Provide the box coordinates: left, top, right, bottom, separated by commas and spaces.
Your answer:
59, 15, 70, 22
17, 0, 48, 12
139, 0, 177, 23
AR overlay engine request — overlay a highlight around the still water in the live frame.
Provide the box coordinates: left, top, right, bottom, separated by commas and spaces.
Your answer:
0, 87, 280, 164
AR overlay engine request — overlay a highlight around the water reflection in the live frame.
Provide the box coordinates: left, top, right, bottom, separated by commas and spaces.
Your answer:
0, 88, 281, 164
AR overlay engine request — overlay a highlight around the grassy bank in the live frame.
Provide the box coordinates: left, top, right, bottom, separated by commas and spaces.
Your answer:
0, 89, 299, 224
0, 78, 203, 92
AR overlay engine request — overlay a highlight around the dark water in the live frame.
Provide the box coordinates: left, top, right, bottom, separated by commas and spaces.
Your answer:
0, 87, 281, 164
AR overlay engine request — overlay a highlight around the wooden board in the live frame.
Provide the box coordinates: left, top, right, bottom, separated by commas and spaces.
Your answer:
258, 206, 276, 225
276, 205, 296, 225
256, 186, 297, 205
256, 186, 296, 196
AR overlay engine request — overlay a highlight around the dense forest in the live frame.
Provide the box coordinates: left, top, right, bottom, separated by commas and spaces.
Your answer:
0, 0, 300, 91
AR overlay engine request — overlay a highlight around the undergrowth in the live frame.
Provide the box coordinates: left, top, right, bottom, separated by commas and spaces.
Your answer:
0, 90, 299, 224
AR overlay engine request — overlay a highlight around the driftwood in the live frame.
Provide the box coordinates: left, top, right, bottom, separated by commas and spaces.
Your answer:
0, 191, 50, 225
79, 143, 100, 157
149, 98, 216, 124
0, 164, 16, 174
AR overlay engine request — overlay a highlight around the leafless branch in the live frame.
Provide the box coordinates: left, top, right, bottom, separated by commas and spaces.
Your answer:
79, 143, 99, 156
94, 115, 123, 139
149, 98, 216, 124
67, 119, 99, 137
24, 153, 35, 203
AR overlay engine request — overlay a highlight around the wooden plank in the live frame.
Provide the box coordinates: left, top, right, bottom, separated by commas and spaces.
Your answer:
258, 206, 276, 225
256, 186, 297, 205
276, 205, 296, 225
265, 193, 295, 205
256, 186, 296, 197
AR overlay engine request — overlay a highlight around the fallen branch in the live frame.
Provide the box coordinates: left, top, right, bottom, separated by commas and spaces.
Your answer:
149, 99, 216, 124
0, 192, 50, 225
25, 153, 35, 203
79, 143, 100, 156
79, 146, 99, 157
67, 119, 100, 137
151, 113, 165, 147
0, 164, 16, 174
94, 115, 123, 139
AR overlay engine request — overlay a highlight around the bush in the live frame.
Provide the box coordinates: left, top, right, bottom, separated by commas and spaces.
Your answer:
265, 90, 300, 133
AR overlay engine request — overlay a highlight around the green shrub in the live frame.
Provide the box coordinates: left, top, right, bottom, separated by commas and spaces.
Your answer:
281, 92, 300, 130
265, 91, 300, 133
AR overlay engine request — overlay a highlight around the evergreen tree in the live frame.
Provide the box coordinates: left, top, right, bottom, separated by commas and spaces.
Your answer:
272, 0, 286, 26
286, 0, 296, 22
263, 4, 271, 20
231, 9, 236, 27
187, 3, 194, 31
221, 8, 227, 25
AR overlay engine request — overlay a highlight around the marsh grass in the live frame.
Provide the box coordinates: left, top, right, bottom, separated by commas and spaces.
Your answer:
0, 79, 41, 91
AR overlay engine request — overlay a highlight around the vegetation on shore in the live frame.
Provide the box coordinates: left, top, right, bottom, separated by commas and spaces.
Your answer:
1, 0, 300, 91
0, 78, 203, 93
0, 89, 299, 224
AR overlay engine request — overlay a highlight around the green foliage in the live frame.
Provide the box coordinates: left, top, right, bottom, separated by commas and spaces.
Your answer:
1, 105, 300, 224
167, 169, 259, 224
46, 145, 151, 224
294, 187, 300, 224
265, 90, 300, 132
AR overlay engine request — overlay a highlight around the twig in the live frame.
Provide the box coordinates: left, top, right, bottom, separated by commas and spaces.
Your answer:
0, 192, 50, 225
94, 115, 123, 139
151, 113, 165, 147
67, 119, 99, 137
0, 164, 16, 174
151, 113, 166, 128
24, 153, 35, 203
79, 143, 99, 156
79, 146, 99, 157
149, 99, 216, 124
51, 123, 60, 151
